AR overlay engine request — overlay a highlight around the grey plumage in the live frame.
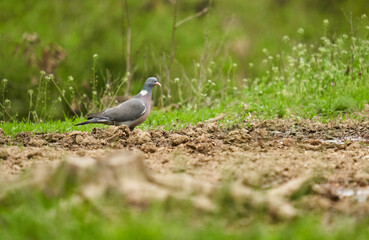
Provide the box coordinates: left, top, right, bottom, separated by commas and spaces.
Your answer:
75, 77, 161, 130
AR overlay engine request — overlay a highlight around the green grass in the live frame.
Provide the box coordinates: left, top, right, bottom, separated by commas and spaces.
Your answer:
1, 192, 369, 240
1, 117, 105, 136
1, 96, 246, 136
1, 96, 367, 137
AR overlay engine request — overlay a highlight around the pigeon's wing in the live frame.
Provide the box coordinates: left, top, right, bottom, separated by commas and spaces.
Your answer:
102, 98, 146, 122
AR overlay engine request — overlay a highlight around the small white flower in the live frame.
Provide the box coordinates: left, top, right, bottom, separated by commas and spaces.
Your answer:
319, 47, 327, 53
297, 28, 304, 35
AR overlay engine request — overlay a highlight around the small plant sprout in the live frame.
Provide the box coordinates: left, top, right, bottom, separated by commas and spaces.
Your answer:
4, 99, 11, 106
91, 54, 99, 107
28, 89, 34, 122
2, 79, 7, 107
28, 89, 34, 97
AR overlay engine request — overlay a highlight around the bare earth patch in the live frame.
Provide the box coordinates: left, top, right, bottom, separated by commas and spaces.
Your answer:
1, 118, 369, 217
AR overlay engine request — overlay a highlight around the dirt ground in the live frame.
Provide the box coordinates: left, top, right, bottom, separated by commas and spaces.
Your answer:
2, 118, 369, 216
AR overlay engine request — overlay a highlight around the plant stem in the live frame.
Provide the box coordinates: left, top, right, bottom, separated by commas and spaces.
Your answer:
162, 0, 178, 107
50, 76, 78, 117
123, 0, 132, 97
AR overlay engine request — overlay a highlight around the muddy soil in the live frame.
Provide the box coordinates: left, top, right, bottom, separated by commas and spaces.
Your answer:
2, 118, 369, 215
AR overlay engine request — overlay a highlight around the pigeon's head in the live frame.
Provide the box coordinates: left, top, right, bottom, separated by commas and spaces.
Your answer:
143, 77, 161, 89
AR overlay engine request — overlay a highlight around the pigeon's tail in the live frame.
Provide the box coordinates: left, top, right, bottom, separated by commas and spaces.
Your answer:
74, 117, 113, 126
74, 120, 92, 126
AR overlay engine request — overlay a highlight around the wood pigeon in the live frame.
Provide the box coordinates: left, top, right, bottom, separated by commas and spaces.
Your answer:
75, 77, 161, 130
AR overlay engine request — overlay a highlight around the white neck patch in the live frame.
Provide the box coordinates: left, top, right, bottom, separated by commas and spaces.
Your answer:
140, 90, 148, 96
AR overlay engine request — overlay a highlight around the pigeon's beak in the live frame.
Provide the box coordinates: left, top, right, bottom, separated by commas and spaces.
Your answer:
156, 82, 161, 87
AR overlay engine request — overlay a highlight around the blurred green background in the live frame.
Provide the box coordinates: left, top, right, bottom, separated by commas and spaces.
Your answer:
0, 0, 368, 120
